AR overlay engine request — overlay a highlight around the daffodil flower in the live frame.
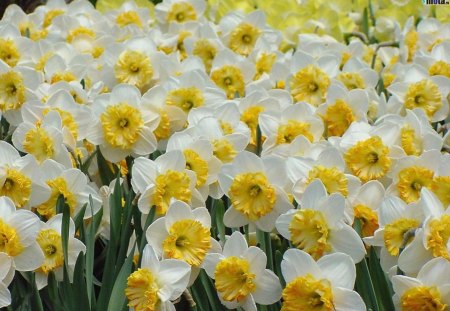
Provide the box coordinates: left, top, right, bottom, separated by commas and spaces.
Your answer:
203, 231, 282, 310
0, 253, 14, 308
280, 248, 366, 311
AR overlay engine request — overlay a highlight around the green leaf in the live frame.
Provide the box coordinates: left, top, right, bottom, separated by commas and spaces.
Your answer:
368, 248, 395, 311
362, 7, 369, 38
107, 245, 136, 311
198, 270, 222, 311
96, 148, 116, 186
355, 258, 380, 311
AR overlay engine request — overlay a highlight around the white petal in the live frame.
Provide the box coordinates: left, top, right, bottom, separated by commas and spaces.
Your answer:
164, 200, 193, 230
317, 253, 356, 289
391, 275, 422, 297
333, 287, 366, 311
300, 179, 327, 209
281, 248, 320, 283
192, 207, 211, 229
10, 210, 41, 246
275, 210, 295, 240
0, 282, 11, 308
145, 218, 168, 257
14, 242, 45, 271
156, 150, 185, 173
157, 259, 191, 301
141, 245, 160, 273
244, 246, 267, 275
202, 253, 224, 278
223, 207, 249, 229
252, 269, 282, 305
0, 254, 12, 281
329, 224, 366, 263
417, 257, 450, 286
0, 197, 15, 220
223, 231, 248, 257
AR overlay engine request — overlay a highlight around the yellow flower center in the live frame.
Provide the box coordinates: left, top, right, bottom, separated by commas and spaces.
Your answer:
114, 50, 153, 90
220, 121, 233, 135
167, 2, 197, 23
229, 22, 261, 56
354, 204, 379, 238
23, 127, 55, 163
401, 125, 422, 156
306, 166, 348, 197
0, 168, 32, 208
214, 256, 256, 302
405, 30, 418, 62
400, 286, 446, 311
254, 52, 277, 80
0, 38, 20, 67
344, 136, 391, 182
229, 172, 276, 221
37, 177, 77, 219
0, 71, 26, 112
383, 72, 396, 88
212, 139, 237, 163
36, 228, 64, 274
211, 65, 245, 99
431, 176, 450, 207
67, 26, 95, 43
404, 79, 442, 119
193, 39, 217, 73
0, 218, 24, 256
43, 9, 64, 28
429, 61, 450, 78
153, 170, 192, 215
50, 71, 77, 84
240, 106, 265, 145
126, 268, 160, 311
116, 11, 143, 28
154, 109, 171, 141
384, 218, 420, 256
336, 72, 365, 90
166, 87, 204, 113
321, 99, 355, 137
183, 149, 208, 187
100, 103, 144, 150
162, 219, 211, 266
289, 209, 331, 260
426, 215, 450, 260
282, 274, 334, 311
397, 166, 434, 203
289, 65, 330, 106
276, 120, 313, 144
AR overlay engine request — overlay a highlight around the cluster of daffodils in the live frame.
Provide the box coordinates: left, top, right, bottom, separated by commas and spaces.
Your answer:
0, 0, 449, 310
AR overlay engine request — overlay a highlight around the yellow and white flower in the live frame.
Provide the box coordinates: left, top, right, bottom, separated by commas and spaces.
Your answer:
146, 200, 221, 284
33, 159, 102, 220
317, 83, 369, 138
0, 60, 42, 125
219, 10, 281, 57
398, 188, 450, 276
0, 23, 33, 67
219, 151, 293, 231
155, 0, 206, 25
259, 102, 324, 154
203, 231, 282, 310
387, 150, 441, 204
288, 50, 339, 106
34, 214, 86, 289
0, 141, 51, 209
280, 248, 366, 311
87, 84, 159, 163
0, 253, 14, 308
364, 195, 424, 273
335, 57, 378, 91
125, 244, 191, 311
0, 196, 45, 271
131, 150, 203, 215
387, 64, 450, 122
12, 110, 72, 167
276, 180, 366, 262
415, 41, 450, 79
392, 257, 450, 310
166, 130, 221, 198
209, 49, 255, 99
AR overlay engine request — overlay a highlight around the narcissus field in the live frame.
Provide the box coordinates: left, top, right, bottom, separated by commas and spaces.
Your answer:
0, 0, 449, 310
